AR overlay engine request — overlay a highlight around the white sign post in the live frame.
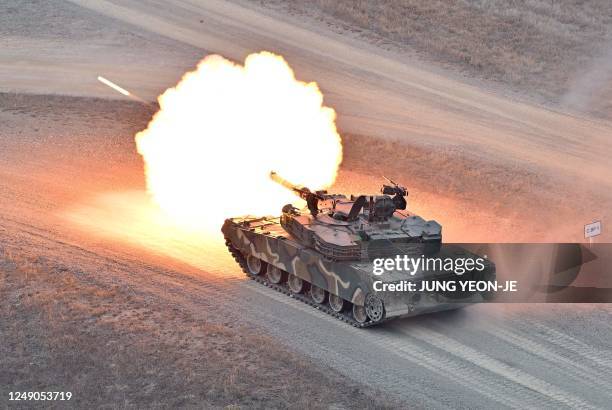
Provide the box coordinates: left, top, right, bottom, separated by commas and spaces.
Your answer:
584, 221, 602, 248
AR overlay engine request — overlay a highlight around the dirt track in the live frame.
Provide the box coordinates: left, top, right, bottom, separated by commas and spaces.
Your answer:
1, 0, 612, 408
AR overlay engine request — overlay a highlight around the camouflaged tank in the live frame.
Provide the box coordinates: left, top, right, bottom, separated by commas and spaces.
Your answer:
222, 172, 495, 327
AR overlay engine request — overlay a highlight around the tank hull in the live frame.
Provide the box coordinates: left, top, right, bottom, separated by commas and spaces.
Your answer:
222, 216, 495, 327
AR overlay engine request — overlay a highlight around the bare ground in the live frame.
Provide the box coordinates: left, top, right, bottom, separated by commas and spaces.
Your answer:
0, 247, 398, 409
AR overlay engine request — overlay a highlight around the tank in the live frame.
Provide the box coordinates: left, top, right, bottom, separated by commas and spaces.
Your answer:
222, 172, 495, 327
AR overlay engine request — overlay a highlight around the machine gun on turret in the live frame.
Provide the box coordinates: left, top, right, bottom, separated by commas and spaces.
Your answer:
381, 176, 408, 210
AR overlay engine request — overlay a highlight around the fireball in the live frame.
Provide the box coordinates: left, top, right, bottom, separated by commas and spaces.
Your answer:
135, 51, 342, 229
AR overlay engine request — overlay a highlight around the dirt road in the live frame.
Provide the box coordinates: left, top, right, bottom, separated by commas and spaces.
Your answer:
2, 0, 611, 408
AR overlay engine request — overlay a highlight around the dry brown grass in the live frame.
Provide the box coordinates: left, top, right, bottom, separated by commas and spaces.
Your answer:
339, 132, 612, 242
342, 132, 547, 212
0, 247, 396, 409
253, 0, 612, 107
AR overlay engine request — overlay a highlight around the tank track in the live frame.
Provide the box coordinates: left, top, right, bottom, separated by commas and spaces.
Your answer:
225, 240, 387, 328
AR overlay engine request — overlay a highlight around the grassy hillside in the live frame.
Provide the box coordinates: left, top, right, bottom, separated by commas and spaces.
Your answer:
254, 0, 612, 115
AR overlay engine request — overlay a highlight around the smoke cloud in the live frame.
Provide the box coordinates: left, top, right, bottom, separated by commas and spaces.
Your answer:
562, 42, 612, 115
135, 51, 343, 229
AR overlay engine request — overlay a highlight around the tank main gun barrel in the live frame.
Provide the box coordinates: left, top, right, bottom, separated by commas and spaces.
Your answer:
269, 171, 325, 201
270, 171, 299, 192
270, 171, 326, 217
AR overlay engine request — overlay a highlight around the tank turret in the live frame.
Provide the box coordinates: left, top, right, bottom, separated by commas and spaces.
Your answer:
269, 171, 440, 261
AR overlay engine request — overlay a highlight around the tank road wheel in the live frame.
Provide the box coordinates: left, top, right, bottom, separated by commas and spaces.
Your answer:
288, 274, 305, 294
365, 294, 385, 323
352, 304, 368, 324
328, 294, 345, 312
266, 265, 286, 284
246, 255, 266, 276
309, 285, 327, 304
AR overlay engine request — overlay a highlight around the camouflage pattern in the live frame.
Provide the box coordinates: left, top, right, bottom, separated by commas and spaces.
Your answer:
223, 174, 495, 323
222, 214, 496, 321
